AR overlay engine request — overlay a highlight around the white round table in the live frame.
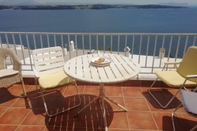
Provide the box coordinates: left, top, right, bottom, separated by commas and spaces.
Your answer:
64, 53, 141, 131
64, 53, 140, 83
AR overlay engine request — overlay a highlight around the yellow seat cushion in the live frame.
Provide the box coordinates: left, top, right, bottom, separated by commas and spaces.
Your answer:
155, 71, 197, 87
38, 71, 75, 89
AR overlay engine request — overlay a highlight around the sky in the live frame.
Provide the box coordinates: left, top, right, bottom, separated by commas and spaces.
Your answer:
35, 0, 197, 5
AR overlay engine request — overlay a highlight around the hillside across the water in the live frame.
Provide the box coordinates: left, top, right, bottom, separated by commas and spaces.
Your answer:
0, 4, 187, 10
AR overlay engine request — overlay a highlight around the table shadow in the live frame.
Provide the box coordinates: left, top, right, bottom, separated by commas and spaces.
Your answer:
44, 94, 114, 131
26, 90, 114, 131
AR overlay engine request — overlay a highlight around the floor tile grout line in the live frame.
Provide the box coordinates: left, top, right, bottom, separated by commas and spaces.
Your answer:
0, 106, 10, 118
143, 86, 163, 130
10, 110, 30, 130
17, 84, 46, 131
121, 85, 131, 131
145, 101, 160, 130
14, 125, 46, 131
14, 85, 34, 131
140, 85, 160, 130
0, 84, 26, 118
140, 85, 184, 130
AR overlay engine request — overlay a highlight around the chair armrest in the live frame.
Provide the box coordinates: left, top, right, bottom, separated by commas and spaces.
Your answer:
12, 58, 22, 72
186, 75, 197, 79
162, 61, 181, 71
7, 49, 22, 72
164, 61, 181, 65
184, 75, 197, 92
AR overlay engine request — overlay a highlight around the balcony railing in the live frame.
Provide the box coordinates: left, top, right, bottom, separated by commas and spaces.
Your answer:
1, 32, 197, 79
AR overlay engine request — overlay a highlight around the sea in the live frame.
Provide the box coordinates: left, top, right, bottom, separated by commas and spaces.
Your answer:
0, 7, 197, 33
0, 7, 197, 57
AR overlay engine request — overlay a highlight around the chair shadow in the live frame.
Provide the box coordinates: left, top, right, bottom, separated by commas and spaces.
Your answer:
27, 91, 114, 131
44, 94, 114, 131
27, 90, 76, 115
162, 115, 197, 131
0, 87, 15, 104
142, 88, 181, 109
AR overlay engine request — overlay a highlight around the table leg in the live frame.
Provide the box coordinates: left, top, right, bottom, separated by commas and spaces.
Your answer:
76, 83, 127, 131
75, 95, 100, 116
100, 84, 108, 131
104, 96, 128, 111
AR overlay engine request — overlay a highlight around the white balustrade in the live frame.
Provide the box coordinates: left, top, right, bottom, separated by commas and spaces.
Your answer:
0, 32, 196, 79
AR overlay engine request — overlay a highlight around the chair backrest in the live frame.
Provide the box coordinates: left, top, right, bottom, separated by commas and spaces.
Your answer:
177, 46, 197, 83
32, 46, 65, 76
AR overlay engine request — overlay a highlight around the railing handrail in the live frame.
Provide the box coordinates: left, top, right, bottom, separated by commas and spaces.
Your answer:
1, 32, 197, 36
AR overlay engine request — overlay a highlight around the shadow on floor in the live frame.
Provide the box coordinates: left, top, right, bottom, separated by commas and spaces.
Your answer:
26, 90, 114, 131
0, 87, 15, 104
142, 88, 181, 109
162, 115, 197, 131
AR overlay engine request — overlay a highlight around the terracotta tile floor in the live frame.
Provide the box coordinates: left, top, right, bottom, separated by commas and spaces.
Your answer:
0, 79, 197, 131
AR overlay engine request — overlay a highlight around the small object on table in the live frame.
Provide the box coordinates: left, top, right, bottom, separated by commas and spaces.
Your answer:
94, 57, 105, 63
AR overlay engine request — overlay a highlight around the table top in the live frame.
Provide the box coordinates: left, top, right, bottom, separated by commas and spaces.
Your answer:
64, 53, 141, 84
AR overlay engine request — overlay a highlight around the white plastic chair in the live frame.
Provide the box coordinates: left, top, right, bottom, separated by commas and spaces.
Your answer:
32, 46, 81, 117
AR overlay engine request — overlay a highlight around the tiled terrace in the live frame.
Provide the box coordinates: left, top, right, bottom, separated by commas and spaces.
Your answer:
0, 79, 197, 131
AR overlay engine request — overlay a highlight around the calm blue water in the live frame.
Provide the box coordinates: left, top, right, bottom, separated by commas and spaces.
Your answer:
0, 8, 197, 58
0, 7, 197, 33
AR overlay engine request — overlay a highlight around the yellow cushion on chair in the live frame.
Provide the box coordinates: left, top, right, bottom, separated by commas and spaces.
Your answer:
155, 71, 197, 87
39, 71, 75, 89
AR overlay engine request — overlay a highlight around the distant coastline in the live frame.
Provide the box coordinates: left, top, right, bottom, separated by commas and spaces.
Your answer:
0, 4, 187, 10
